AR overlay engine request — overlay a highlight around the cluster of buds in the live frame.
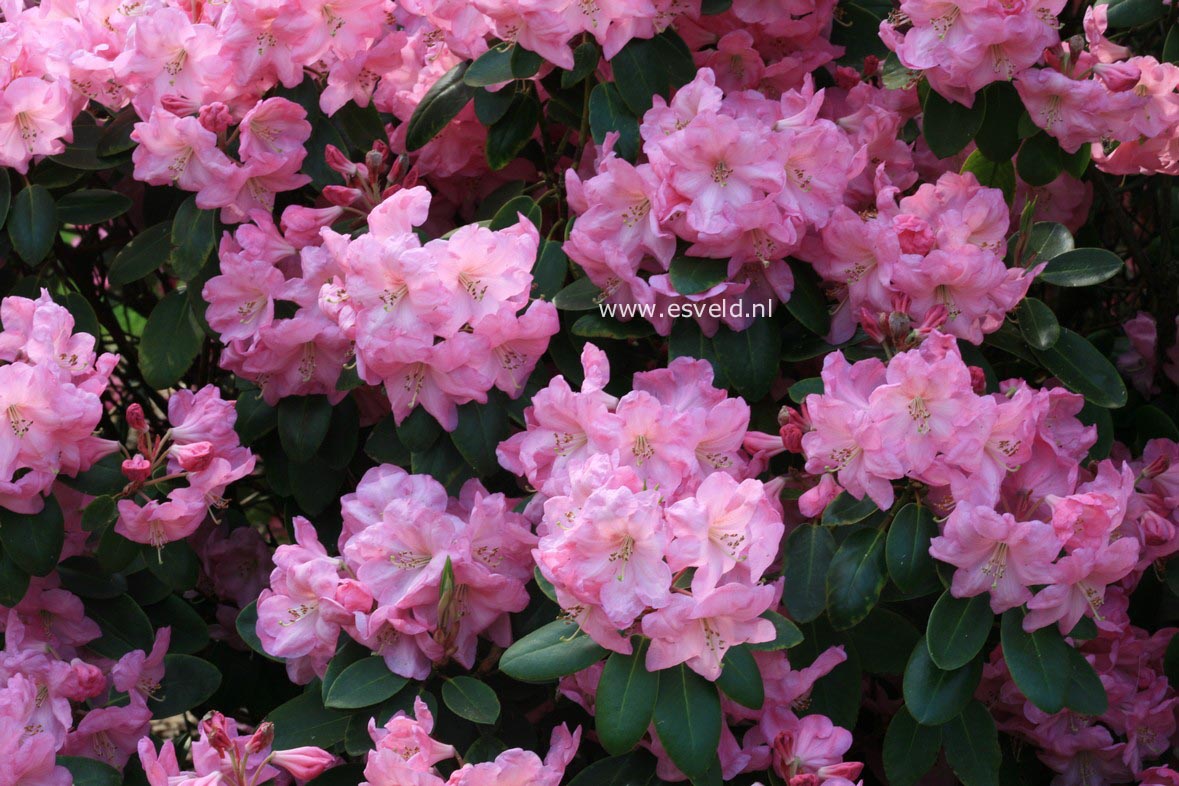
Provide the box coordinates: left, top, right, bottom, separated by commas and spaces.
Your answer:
858, 294, 949, 356
323, 141, 417, 212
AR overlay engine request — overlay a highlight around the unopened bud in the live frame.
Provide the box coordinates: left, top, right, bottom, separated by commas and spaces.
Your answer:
246, 722, 274, 754
172, 441, 214, 472
122, 455, 151, 484
126, 404, 148, 432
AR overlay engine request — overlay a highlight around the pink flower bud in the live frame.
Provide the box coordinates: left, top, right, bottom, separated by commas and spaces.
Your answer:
270, 746, 336, 779
172, 441, 214, 472
334, 579, 373, 613
198, 102, 233, 133
834, 66, 861, 90
246, 722, 275, 754
201, 712, 234, 756
862, 55, 880, 78
968, 366, 988, 395
324, 145, 357, 178
1095, 61, 1141, 92
127, 404, 148, 432
160, 94, 201, 116
323, 185, 363, 207
122, 455, 151, 483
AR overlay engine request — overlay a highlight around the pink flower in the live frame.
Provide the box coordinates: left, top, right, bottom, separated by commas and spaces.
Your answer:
1023, 539, 1141, 633
0, 77, 74, 173
132, 110, 242, 209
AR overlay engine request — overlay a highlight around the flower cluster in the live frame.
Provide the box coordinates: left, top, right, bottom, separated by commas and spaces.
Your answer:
0, 291, 117, 513
565, 67, 866, 335
982, 621, 1178, 783
1016, 7, 1179, 177
256, 465, 535, 683
116, 386, 256, 550
500, 344, 784, 669
137, 712, 335, 785
361, 697, 580, 786
878, 0, 1065, 105
801, 171, 1027, 344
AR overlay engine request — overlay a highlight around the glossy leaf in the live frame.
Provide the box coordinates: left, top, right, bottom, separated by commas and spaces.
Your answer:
926, 592, 994, 670
716, 644, 764, 709
1017, 297, 1060, 350
669, 255, 729, 296
922, 90, 985, 159
55, 189, 132, 224
652, 665, 721, 779
821, 492, 878, 527
278, 395, 334, 463
826, 528, 887, 630
325, 657, 409, 709
149, 655, 222, 717
903, 636, 983, 725
589, 82, 640, 161
886, 503, 941, 594
941, 700, 1001, 786
596, 640, 659, 754
139, 290, 203, 388
405, 62, 476, 151
1038, 248, 1123, 287
782, 524, 836, 623
8, 184, 57, 263
442, 676, 501, 725
500, 620, 608, 682
1033, 328, 1128, 409
0, 494, 64, 576
109, 222, 172, 286
883, 707, 941, 786
1000, 608, 1072, 714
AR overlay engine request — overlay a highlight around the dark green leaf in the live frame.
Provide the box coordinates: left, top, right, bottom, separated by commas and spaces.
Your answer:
1106, 0, 1165, 27
149, 655, 222, 717
848, 607, 920, 674
450, 392, 511, 476
883, 707, 941, 786
961, 150, 1015, 203
826, 528, 887, 630
652, 665, 721, 779
442, 676, 501, 724
926, 591, 993, 670
532, 240, 568, 300
571, 311, 655, 339
269, 688, 351, 749
8, 184, 57, 263
1038, 248, 1123, 287
596, 640, 659, 755
1135, 403, 1179, 444
1079, 400, 1114, 461
406, 62, 477, 151
783, 525, 836, 623
1164, 632, 1179, 687
55, 189, 132, 224
140, 290, 203, 388
96, 526, 139, 574
0, 544, 30, 606
1166, 23, 1179, 64
788, 377, 823, 404
97, 107, 138, 156
713, 317, 781, 401
1017, 297, 1060, 350
235, 600, 280, 660
669, 256, 729, 296
58, 556, 127, 599
325, 657, 409, 709
922, 90, 985, 159
235, 387, 278, 445
84, 594, 154, 658
288, 455, 345, 516
566, 753, 658, 786
490, 195, 542, 231
1016, 131, 1064, 187
553, 276, 605, 310
716, 644, 763, 709
278, 395, 334, 463
169, 196, 217, 281
886, 503, 941, 594
0, 495, 64, 576
589, 82, 640, 161
941, 700, 1001, 786
143, 594, 209, 654
903, 635, 983, 725
398, 407, 443, 452
785, 259, 831, 335
0, 168, 10, 228
748, 610, 804, 651
465, 43, 518, 87
322, 638, 369, 702
562, 40, 601, 88
821, 491, 878, 527
487, 92, 540, 170
611, 38, 673, 116
975, 82, 1022, 161
1000, 607, 1072, 714
365, 417, 410, 465
109, 222, 172, 286
500, 620, 608, 682
881, 52, 920, 89
475, 87, 514, 126
510, 45, 544, 78
1033, 328, 1128, 408
144, 540, 201, 592
58, 756, 122, 786
1063, 646, 1108, 716
1019, 221, 1074, 266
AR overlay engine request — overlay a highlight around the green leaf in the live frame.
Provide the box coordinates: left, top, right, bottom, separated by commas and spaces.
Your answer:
926, 592, 994, 670
652, 664, 722, 779
1063, 646, 1108, 716
961, 150, 1015, 203
1019, 221, 1074, 266
0, 168, 10, 228
821, 491, 878, 527
922, 89, 985, 159
713, 317, 781, 401
235, 600, 279, 660
941, 700, 1001, 786
269, 688, 351, 749
566, 753, 658, 786
465, 43, 519, 87
58, 756, 122, 786
1032, 328, 1128, 408
140, 290, 203, 388
8, 184, 57, 263
489, 194, 542, 231
442, 676, 501, 725
143, 594, 209, 654
785, 259, 831, 335
788, 377, 823, 404
1038, 248, 1123, 287
84, 594, 154, 658
398, 407, 442, 452
532, 239, 568, 300
669, 255, 729, 296
903, 635, 983, 725
1080, 400, 1115, 462
571, 312, 655, 339
975, 82, 1023, 161
886, 503, 941, 594
1135, 403, 1179, 444
1166, 23, 1179, 64
169, 196, 217, 281
883, 707, 941, 786
278, 395, 334, 463
748, 610, 804, 651
97, 107, 138, 157
58, 556, 127, 599
0, 495, 64, 576
486, 91, 540, 170
475, 87, 514, 126
589, 82, 640, 161
325, 657, 409, 709
55, 189, 132, 224
365, 417, 410, 465
783, 525, 836, 623
322, 638, 369, 702
149, 655, 222, 717
1106, 0, 1166, 27
596, 640, 659, 754
1016, 131, 1065, 187
405, 61, 477, 151
826, 528, 887, 630
881, 52, 920, 90
611, 38, 673, 116
500, 620, 608, 682
553, 276, 605, 310
1017, 297, 1060, 350
0, 544, 30, 606
235, 387, 278, 445
109, 222, 172, 286
96, 526, 138, 574
999, 607, 1072, 714
848, 607, 921, 675
562, 40, 601, 88
716, 644, 763, 709
451, 391, 511, 476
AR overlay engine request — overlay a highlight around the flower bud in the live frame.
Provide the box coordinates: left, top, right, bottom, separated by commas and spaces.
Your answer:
324, 145, 358, 178
323, 185, 363, 207
246, 722, 274, 754
127, 404, 148, 432
270, 746, 336, 779
122, 455, 151, 483
334, 579, 374, 613
172, 441, 214, 472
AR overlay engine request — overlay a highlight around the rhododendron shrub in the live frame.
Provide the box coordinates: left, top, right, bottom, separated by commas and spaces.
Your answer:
1, 0, 1178, 783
